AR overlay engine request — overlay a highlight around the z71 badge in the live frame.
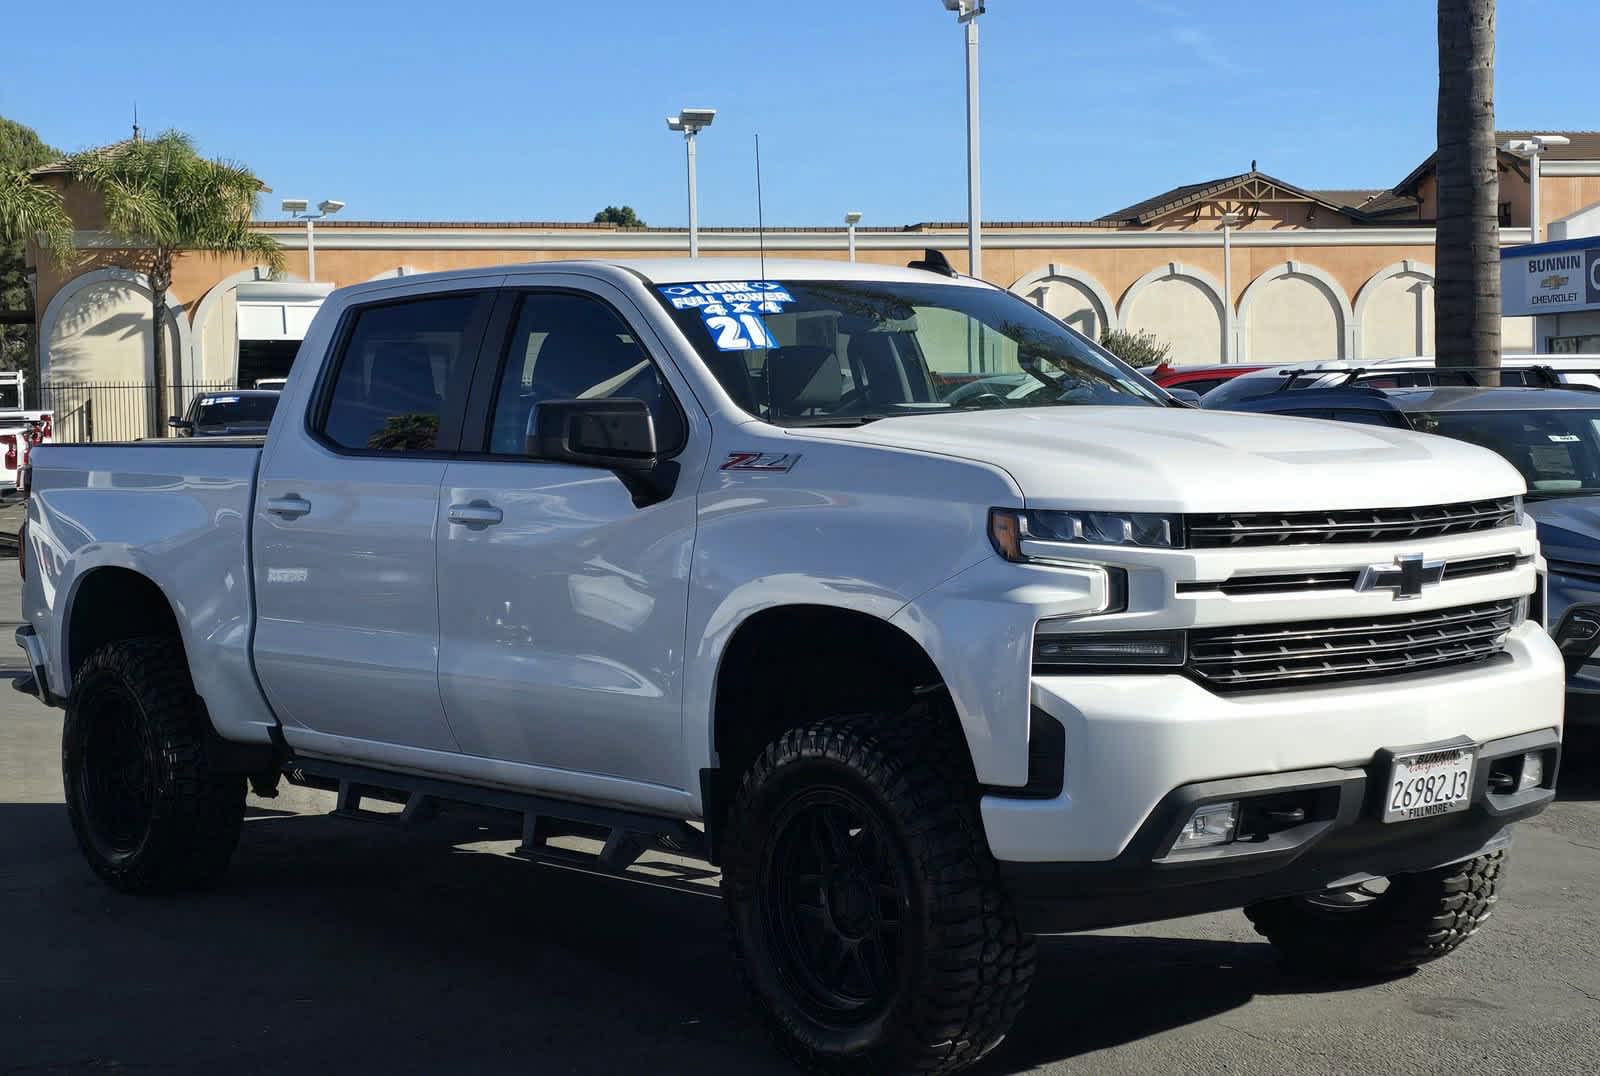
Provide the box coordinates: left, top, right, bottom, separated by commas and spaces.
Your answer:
722, 452, 801, 472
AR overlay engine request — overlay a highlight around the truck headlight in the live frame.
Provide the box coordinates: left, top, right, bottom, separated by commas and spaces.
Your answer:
990, 508, 1182, 560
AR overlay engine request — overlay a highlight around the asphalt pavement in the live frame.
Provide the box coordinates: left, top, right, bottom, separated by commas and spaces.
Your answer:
1, 565, 1597, 1075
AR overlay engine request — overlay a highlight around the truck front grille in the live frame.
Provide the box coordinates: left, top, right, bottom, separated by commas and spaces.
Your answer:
1187, 599, 1519, 690
1186, 498, 1516, 548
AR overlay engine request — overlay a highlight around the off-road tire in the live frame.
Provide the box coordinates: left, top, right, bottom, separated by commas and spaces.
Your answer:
721, 712, 1035, 1075
1244, 851, 1504, 976
62, 636, 245, 892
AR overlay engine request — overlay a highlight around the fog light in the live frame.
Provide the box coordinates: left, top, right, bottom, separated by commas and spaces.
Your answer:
1518, 752, 1545, 792
1173, 801, 1239, 851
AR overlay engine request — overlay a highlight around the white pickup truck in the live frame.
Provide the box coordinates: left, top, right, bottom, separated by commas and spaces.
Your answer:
15, 258, 1565, 1075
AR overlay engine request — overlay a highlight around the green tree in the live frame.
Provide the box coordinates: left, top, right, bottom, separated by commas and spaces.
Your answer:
1434, 0, 1500, 375
593, 205, 646, 228
1099, 327, 1172, 368
69, 131, 282, 433
0, 117, 72, 376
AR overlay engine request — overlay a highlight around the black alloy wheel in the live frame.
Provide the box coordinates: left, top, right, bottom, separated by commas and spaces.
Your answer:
761, 787, 909, 1026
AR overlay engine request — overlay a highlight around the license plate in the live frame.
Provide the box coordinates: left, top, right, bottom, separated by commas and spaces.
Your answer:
1383, 747, 1475, 823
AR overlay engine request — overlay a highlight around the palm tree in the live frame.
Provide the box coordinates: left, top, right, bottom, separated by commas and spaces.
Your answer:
1434, 0, 1500, 375
69, 132, 282, 434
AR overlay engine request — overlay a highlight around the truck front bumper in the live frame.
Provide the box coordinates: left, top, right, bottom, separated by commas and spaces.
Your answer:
997, 727, 1558, 933
979, 621, 1564, 929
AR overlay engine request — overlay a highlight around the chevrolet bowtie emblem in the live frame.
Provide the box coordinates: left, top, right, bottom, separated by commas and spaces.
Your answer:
1357, 554, 1446, 599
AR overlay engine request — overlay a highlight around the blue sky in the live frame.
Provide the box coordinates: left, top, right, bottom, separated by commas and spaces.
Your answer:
3, 0, 1596, 227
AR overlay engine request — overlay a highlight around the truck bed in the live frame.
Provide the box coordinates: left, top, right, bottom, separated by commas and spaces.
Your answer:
25, 440, 278, 744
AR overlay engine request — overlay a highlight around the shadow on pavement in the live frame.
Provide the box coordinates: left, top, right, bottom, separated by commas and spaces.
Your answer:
0, 800, 1383, 1075
1554, 724, 1599, 801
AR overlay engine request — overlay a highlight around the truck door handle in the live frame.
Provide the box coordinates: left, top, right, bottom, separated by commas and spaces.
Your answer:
265, 495, 312, 519
448, 502, 503, 527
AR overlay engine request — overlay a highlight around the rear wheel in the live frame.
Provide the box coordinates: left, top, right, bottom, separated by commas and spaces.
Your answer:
62, 637, 245, 893
1244, 851, 1504, 976
722, 713, 1033, 1075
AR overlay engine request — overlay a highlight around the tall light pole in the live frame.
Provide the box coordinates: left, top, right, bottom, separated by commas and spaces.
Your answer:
942, 0, 985, 279
282, 198, 345, 283
845, 211, 862, 262
1501, 134, 1569, 246
1219, 211, 1240, 363
667, 108, 717, 258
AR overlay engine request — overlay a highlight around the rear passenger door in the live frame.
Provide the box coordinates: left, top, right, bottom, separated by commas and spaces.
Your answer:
253, 282, 496, 755
433, 278, 707, 796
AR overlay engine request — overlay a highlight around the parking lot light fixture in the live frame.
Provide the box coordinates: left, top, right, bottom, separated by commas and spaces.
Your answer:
1501, 134, 1569, 246
282, 197, 345, 283
667, 108, 717, 258
1220, 211, 1240, 363
845, 211, 863, 262
941, 0, 986, 278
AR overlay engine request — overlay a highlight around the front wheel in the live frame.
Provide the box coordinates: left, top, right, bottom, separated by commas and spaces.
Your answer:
721, 714, 1034, 1075
1244, 851, 1504, 976
62, 636, 245, 893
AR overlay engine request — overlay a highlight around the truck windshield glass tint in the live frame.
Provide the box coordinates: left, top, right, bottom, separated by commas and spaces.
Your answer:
1412, 408, 1600, 498
658, 281, 1163, 425
322, 294, 479, 452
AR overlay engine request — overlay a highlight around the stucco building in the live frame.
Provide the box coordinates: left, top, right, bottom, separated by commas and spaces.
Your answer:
23, 130, 1600, 438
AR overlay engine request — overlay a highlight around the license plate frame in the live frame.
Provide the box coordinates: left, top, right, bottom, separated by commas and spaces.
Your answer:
1382, 745, 1476, 824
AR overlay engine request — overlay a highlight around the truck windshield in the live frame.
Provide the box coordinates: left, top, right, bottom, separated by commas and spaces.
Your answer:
656, 279, 1163, 425
194, 394, 278, 429
1411, 408, 1600, 499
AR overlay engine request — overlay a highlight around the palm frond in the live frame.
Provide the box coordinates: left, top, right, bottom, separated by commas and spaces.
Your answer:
0, 169, 74, 266
66, 130, 279, 268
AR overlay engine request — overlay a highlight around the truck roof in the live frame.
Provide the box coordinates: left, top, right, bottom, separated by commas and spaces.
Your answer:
330, 257, 990, 302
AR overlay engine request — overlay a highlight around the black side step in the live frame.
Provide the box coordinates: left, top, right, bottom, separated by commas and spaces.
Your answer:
282, 758, 707, 873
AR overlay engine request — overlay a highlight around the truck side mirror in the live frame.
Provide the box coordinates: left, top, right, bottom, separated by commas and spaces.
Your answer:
1166, 388, 1203, 407
168, 416, 194, 432
531, 398, 658, 472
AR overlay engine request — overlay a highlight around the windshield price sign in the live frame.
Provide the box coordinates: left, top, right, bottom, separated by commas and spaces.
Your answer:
660, 281, 794, 351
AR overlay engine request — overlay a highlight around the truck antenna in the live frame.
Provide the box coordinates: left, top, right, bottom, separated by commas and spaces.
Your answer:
754, 133, 767, 282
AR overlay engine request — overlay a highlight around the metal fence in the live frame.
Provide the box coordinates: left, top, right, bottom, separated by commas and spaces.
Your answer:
37, 382, 238, 443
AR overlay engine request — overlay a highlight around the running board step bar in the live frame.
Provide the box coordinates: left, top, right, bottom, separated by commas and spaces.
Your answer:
282, 758, 707, 871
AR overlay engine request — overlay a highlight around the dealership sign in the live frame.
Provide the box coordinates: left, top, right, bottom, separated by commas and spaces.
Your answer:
1502, 240, 1600, 316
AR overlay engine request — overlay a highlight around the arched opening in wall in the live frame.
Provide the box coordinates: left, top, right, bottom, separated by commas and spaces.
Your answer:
1356, 264, 1435, 359
39, 269, 190, 441
1120, 267, 1223, 366
1239, 263, 1349, 364
1010, 267, 1115, 341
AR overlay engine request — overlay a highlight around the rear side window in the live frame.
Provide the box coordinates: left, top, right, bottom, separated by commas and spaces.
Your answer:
321, 294, 482, 452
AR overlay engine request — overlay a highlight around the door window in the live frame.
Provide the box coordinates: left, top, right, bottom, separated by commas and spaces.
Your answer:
485, 293, 685, 455
321, 294, 483, 452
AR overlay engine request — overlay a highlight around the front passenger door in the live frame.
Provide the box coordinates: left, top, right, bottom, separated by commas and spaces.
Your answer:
435, 282, 706, 795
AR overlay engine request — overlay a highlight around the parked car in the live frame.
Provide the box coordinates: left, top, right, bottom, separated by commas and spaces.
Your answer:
168, 389, 281, 437
253, 377, 288, 391
0, 370, 56, 494
1205, 374, 1600, 724
1146, 361, 1265, 397
15, 258, 1562, 1076
1203, 354, 1600, 410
